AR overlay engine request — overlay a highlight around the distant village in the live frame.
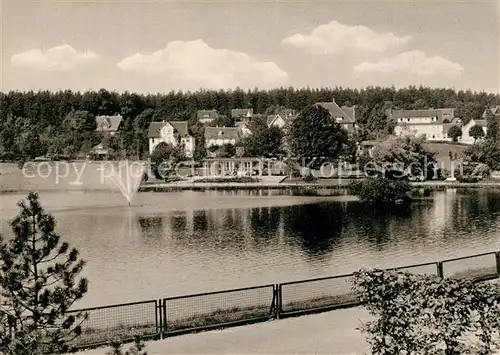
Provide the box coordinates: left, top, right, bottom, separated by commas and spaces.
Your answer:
91, 98, 500, 161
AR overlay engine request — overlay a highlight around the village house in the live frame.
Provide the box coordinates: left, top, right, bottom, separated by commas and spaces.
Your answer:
204, 127, 240, 148
147, 120, 195, 157
235, 121, 252, 138
267, 109, 298, 129
231, 108, 253, 120
482, 106, 500, 118
390, 108, 458, 141
95, 115, 123, 136
197, 109, 220, 124
461, 119, 487, 144
314, 99, 356, 134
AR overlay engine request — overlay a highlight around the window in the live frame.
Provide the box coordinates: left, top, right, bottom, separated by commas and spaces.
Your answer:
407, 118, 410, 122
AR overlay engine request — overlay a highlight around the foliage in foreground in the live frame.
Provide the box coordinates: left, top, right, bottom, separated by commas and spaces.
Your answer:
352, 269, 500, 355
0, 192, 88, 354
349, 178, 411, 205
107, 335, 147, 355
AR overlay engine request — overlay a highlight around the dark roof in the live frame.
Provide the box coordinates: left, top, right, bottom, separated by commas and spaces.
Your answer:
95, 115, 123, 132
231, 108, 253, 118
147, 121, 190, 138
197, 110, 219, 120
314, 102, 355, 123
390, 108, 455, 124
204, 127, 240, 140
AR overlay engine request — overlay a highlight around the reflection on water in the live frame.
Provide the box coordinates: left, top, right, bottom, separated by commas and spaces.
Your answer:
1, 188, 500, 307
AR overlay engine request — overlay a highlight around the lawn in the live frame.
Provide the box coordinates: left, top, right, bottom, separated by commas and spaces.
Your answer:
427, 142, 469, 167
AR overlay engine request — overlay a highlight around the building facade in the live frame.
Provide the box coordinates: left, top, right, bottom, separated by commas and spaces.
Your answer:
390, 108, 458, 141
204, 127, 240, 149
147, 121, 195, 157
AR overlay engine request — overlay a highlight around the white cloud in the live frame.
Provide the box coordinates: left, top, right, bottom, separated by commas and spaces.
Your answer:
281, 20, 411, 54
353, 50, 464, 77
116, 39, 288, 90
10, 45, 99, 71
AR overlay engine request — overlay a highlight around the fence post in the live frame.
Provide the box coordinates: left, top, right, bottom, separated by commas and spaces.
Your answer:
157, 299, 163, 340
437, 262, 444, 278
278, 284, 282, 319
495, 252, 500, 276
162, 299, 167, 337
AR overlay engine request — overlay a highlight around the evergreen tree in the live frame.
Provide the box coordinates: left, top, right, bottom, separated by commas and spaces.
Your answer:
0, 192, 88, 354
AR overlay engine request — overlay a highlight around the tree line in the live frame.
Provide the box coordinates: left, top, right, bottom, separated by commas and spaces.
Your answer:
0, 87, 499, 162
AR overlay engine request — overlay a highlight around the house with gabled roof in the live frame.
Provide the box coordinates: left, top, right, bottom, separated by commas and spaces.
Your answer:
147, 120, 195, 157
461, 118, 487, 144
235, 121, 252, 138
390, 108, 457, 141
231, 108, 253, 120
313, 99, 356, 133
204, 127, 241, 149
95, 115, 123, 136
267, 109, 298, 129
482, 106, 500, 118
197, 109, 220, 124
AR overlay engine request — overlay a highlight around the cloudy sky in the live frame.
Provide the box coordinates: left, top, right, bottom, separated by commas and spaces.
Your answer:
2, 0, 499, 93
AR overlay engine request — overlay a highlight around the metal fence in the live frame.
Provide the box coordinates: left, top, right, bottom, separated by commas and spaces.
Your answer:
43, 250, 500, 352
162, 284, 275, 335
65, 300, 159, 349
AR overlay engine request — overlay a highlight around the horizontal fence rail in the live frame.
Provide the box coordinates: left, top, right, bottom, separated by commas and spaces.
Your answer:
40, 250, 500, 352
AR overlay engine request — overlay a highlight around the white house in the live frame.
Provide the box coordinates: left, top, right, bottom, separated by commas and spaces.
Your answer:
204, 127, 240, 148
390, 108, 458, 141
461, 119, 487, 145
147, 121, 195, 157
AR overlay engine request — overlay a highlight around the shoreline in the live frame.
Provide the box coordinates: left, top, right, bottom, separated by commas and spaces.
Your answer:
137, 180, 500, 192
3, 180, 500, 194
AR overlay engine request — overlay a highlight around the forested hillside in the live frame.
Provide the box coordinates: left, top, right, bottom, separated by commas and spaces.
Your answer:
1, 86, 498, 161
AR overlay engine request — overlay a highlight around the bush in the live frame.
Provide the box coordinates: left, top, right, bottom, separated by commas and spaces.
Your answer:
349, 178, 411, 205
455, 162, 490, 182
302, 173, 317, 183
107, 335, 147, 355
353, 269, 500, 354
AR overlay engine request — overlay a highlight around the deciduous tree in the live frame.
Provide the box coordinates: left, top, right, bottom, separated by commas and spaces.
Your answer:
242, 126, 283, 157
287, 105, 352, 170
447, 125, 462, 142
469, 125, 485, 142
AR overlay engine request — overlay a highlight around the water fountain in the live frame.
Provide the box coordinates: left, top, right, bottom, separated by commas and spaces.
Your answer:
98, 160, 146, 206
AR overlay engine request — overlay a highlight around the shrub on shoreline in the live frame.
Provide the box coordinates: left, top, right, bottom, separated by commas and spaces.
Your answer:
349, 178, 412, 205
